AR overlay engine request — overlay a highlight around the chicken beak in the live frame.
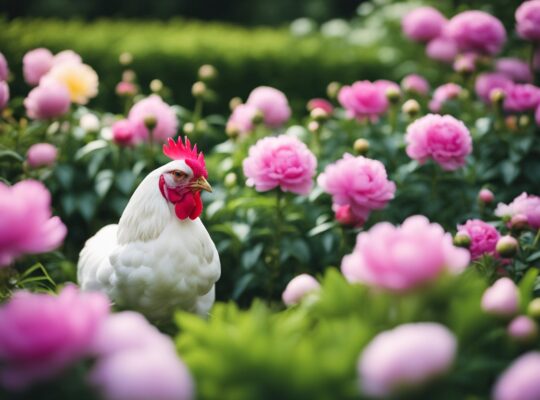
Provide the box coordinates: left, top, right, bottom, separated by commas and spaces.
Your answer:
191, 177, 213, 193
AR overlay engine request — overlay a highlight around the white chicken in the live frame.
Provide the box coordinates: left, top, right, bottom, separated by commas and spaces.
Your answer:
78, 137, 220, 320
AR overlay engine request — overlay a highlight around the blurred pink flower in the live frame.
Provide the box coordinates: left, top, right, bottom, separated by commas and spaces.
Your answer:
536, 104, 540, 126
496, 58, 533, 83
445, 11, 506, 55
402, 7, 447, 42
474, 73, 512, 103
535, 48, 540, 71
307, 98, 334, 114
23, 48, 54, 86
405, 114, 472, 171
0, 180, 67, 267
341, 215, 470, 291
226, 103, 258, 136
0, 52, 8, 81
453, 53, 476, 73
53, 50, 82, 66
26, 143, 58, 168
401, 74, 430, 96
333, 204, 363, 227
282, 274, 320, 306
246, 86, 291, 128
318, 154, 395, 224
358, 322, 457, 398
508, 316, 538, 342
115, 81, 137, 96
516, 0, 540, 42
112, 119, 137, 147
0, 285, 109, 391
429, 83, 462, 112
504, 83, 540, 112
493, 352, 540, 400
495, 193, 540, 229
338, 81, 389, 121
481, 277, 520, 317
24, 82, 71, 119
88, 312, 193, 400
243, 135, 316, 195
478, 188, 495, 204
457, 219, 500, 260
426, 37, 458, 63
0, 81, 8, 110
128, 95, 178, 143
374, 79, 400, 96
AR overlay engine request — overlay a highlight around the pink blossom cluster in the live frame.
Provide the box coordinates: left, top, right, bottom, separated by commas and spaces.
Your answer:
457, 219, 500, 260
318, 154, 396, 226
338, 80, 398, 121
495, 192, 540, 229
429, 83, 462, 112
401, 74, 430, 96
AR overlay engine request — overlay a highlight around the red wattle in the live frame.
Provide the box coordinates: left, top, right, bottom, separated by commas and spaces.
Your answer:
189, 192, 203, 220
160, 176, 204, 220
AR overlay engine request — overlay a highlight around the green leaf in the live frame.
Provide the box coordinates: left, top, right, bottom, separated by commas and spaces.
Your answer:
95, 169, 114, 198
115, 170, 136, 195
55, 165, 75, 189
87, 150, 108, 178
75, 139, 109, 160
500, 160, 519, 185
232, 273, 256, 299
241, 243, 264, 270
0, 150, 24, 162
526, 251, 540, 263
519, 268, 539, 309
308, 222, 336, 237
77, 192, 97, 221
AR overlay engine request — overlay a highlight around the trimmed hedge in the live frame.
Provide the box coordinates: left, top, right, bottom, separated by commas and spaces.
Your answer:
0, 18, 394, 113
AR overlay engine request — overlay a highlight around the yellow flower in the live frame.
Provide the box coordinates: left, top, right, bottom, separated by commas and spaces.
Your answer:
43, 62, 98, 105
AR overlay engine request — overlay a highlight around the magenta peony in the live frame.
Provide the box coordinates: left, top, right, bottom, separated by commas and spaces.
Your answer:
358, 322, 457, 398
474, 73, 512, 103
307, 98, 334, 114
0, 52, 8, 81
246, 86, 291, 128
496, 58, 533, 83
243, 135, 316, 195
23, 48, 54, 86
318, 154, 395, 225
481, 278, 520, 317
128, 95, 179, 143
445, 11, 506, 55
457, 219, 500, 260
338, 80, 389, 121
0, 180, 67, 267
26, 143, 58, 168
426, 37, 458, 63
0, 285, 109, 391
0, 81, 8, 110
24, 82, 71, 119
405, 114, 472, 171
112, 119, 137, 146
504, 83, 540, 112
495, 193, 540, 229
429, 83, 462, 112
401, 74, 430, 96
282, 274, 321, 306
516, 0, 540, 42
226, 103, 258, 136
493, 352, 540, 400
536, 104, 540, 126
341, 215, 470, 291
402, 7, 447, 42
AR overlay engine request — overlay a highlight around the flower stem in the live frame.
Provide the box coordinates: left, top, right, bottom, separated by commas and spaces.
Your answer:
532, 229, 540, 249
530, 43, 538, 86
269, 190, 284, 299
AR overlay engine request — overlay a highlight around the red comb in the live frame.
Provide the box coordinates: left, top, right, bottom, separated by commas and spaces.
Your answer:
163, 137, 207, 177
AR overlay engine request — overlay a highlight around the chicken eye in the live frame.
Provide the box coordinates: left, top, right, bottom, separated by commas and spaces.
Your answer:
172, 170, 187, 179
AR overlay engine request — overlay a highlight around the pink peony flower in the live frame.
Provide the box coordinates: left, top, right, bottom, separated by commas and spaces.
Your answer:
318, 154, 395, 224
504, 83, 540, 112
496, 58, 533, 83
453, 53, 477, 73
341, 215, 470, 291
26, 143, 58, 168
478, 188, 495, 204
246, 86, 291, 128
88, 312, 194, 400
508, 316, 538, 341
358, 322, 457, 398
0, 180, 67, 267
115, 81, 137, 96
481, 278, 520, 317
536, 104, 540, 127
0, 81, 8, 110
0, 52, 8, 81
24, 82, 71, 119
401, 74, 430, 96
0, 285, 109, 391
402, 7, 447, 42
243, 135, 316, 195
226, 103, 258, 136
405, 114, 472, 171
429, 83, 462, 112
493, 352, 540, 400
307, 98, 334, 114
53, 50, 82, 66
457, 219, 500, 260
282, 274, 321, 306
128, 95, 179, 143
445, 11, 506, 55
23, 48, 54, 86
426, 37, 459, 63
516, 0, 540, 42
338, 81, 389, 121
112, 119, 137, 147
474, 73, 513, 103
333, 204, 364, 227
495, 193, 540, 229
374, 79, 401, 96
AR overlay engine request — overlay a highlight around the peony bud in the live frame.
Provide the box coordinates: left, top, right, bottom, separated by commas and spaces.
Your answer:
307, 98, 333, 114
333, 204, 363, 227
150, 79, 163, 93
478, 188, 494, 204
143, 116, 157, 131
354, 138, 370, 154
183, 122, 195, 135
453, 232, 471, 248
310, 107, 328, 122
505, 116, 518, 132
122, 70, 136, 83
490, 88, 505, 106
481, 278, 520, 317
282, 274, 320, 306
519, 115, 530, 129
496, 235, 519, 258
80, 113, 100, 132
26, 143, 58, 168
191, 81, 207, 98
224, 172, 237, 188
528, 298, 540, 319
402, 99, 420, 117
112, 119, 136, 147
252, 110, 264, 125
118, 52, 133, 66
115, 81, 137, 97
508, 316, 538, 342
307, 121, 320, 133
198, 64, 217, 81
229, 97, 242, 111
385, 87, 401, 104
326, 81, 341, 99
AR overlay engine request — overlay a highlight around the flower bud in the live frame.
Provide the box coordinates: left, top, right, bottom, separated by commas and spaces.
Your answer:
229, 97, 242, 111
183, 122, 195, 135
282, 274, 320, 306
510, 214, 529, 231
326, 81, 341, 99
508, 316, 538, 343
458, 89, 470, 101
333, 204, 363, 227
519, 115, 530, 129
402, 99, 420, 117
191, 81, 207, 98
224, 172, 237, 188
225, 123, 239, 138
310, 107, 328, 122
150, 79, 163, 93
505, 116, 518, 132
528, 298, 540, 319
490, 88, 505, 105
478, 188, 494, 204
198, 64, 217, 81
481, 278, 520, 317
354, 138, 370, 154
308, 121, 320, 133
26, 143, 58, 169
115, 81, 137, 97
118, 52, 133, 66
122, 70, 136, 83
143, 115, 157, 131
80, 113, 100, 132
496, 235, 519, 258
252, 110, 264, 125
453, 232, 471, 248
196, 120, 208, 132
385, 87, 401, 104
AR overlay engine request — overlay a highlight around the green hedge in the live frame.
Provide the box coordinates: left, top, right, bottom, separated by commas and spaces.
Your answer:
0, 18, 394, 113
